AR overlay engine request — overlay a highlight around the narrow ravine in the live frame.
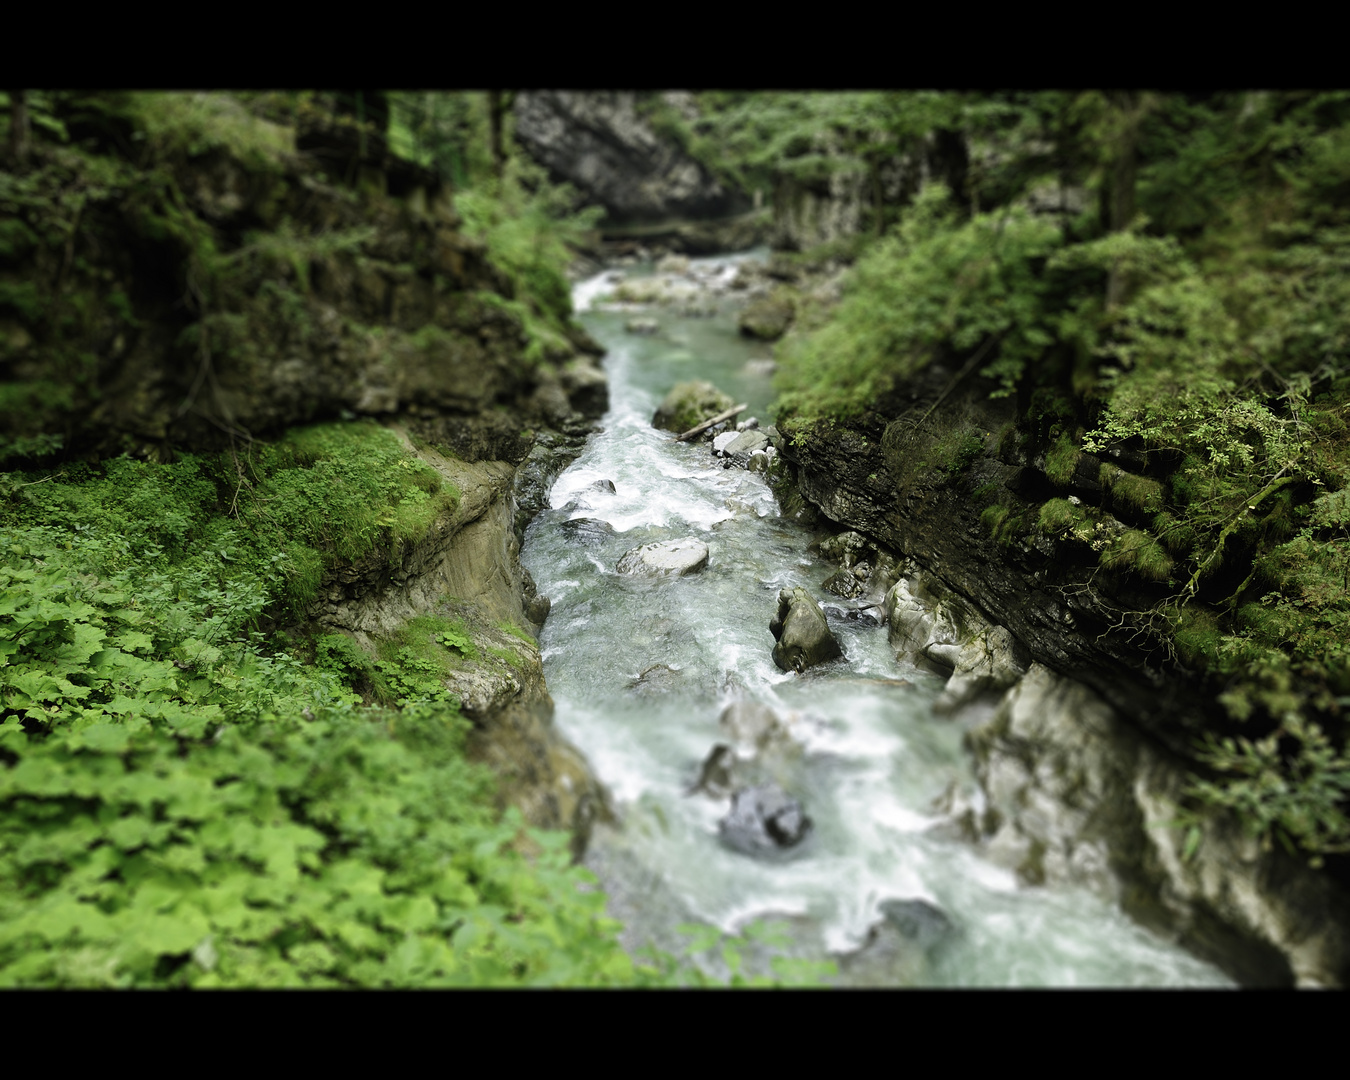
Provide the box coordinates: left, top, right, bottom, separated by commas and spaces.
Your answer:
520, 254, 1234, 986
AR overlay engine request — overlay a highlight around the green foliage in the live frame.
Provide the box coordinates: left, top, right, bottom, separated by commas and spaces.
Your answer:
775, 184, 1066, 419
981, 504, 1026, 547
1189, 716, 1350, 867
1044, 433, 1081, 487
1038, 498, 1096, 543
454, 154, 602, 339
0, 705, 653, 986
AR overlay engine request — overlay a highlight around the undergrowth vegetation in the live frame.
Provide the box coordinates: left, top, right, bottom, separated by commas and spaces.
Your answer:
0, 90, 836, 987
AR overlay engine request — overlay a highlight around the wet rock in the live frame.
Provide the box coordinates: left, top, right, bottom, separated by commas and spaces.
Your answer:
822, 567, 865, 600
526, 594, 551, 625
879, 898, 954, 949
651, 380, 735, 434
738, 290, 796, 341
625, 317, 660, 335
691, 743, 736, 798
560, 359, 609, 419
616, 538, 710, 577
815, 530, 872, 568
559, 517, 614, 544
655, 253, 690, 275
712, 430, 738, 456
718, 785, 812, 855
719, 701, 785, 750
770, 587, 843, 673
747, 449, 771, 473
627, 664, 685, 696
585, 478, 617, 495
822, 602, 885, 627
723, 429, 770, 468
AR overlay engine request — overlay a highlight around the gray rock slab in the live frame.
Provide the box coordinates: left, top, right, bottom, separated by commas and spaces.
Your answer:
616, 538, 710, 577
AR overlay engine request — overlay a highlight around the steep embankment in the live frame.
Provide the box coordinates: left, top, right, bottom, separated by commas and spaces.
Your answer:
0, 93, 608, 841
766, 366, 1350, 986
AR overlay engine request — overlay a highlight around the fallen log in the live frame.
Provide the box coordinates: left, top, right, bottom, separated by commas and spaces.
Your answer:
671, 403, 748, 443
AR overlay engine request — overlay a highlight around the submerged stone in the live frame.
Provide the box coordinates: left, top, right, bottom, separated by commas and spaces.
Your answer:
719, 701, 785, 749
879, 898, 954, 949
616, 538, 709, 577
559, 517, 615, 545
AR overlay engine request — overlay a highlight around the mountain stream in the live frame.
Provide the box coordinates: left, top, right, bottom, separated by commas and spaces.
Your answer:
519, 254, 1233, 986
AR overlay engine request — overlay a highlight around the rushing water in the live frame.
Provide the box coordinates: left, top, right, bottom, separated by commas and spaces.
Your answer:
520, 253, 1233, 986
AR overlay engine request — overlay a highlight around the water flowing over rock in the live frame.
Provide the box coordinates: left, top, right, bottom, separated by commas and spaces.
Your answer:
651, 380, 736, 434
770, 587, 844, 673
718, 785, 813, 855
559, 517, 615, 545
616, 538, 710, 577
719, 701, 787, 750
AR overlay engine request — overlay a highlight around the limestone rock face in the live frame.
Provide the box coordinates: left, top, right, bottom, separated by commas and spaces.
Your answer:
616, 538, 710, 577
947, 663, 1350, 988
651, 380, 735, 434
513, 91, 750, 225
770, 587, 843, 673
882, 569, 1028, 711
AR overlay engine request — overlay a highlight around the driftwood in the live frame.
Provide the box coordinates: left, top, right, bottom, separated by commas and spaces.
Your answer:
671, 403, 748, 442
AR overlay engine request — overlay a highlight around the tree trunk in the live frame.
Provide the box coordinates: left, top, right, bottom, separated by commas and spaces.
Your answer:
9, 90, 29, 168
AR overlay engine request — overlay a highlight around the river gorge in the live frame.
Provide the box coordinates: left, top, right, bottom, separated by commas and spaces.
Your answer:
512, 252, 1236, 986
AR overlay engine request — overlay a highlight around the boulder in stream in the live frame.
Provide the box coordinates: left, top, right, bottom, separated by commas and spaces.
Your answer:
616, 538, 710, 577
651, 380, 735, 434
738, 290, 796, 341
719, 701, 786, 750
625, 317, 660, 335
712, 430, 739, 456
722, 428, 770, 468
770, 587, 843, 673
834, 899, 954, 987
559, 517, 615, 545
822, 567, 865, 600
718, 784, 812, 855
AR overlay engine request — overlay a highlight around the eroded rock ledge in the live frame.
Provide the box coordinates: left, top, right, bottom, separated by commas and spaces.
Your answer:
771, 373, 1350, 987
308, 430, 609, 854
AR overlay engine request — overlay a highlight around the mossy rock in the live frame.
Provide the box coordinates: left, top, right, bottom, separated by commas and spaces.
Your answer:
651, 379, 734, 433
738, 289, 796, 341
